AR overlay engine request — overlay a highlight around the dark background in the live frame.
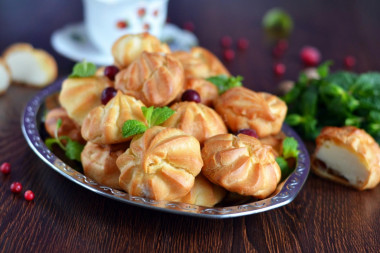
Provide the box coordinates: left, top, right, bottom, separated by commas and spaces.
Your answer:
1, 0, 380, 252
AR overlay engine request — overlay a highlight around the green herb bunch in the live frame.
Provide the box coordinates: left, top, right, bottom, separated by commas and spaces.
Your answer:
275, 137, 299, 180
283, 61, 380, 143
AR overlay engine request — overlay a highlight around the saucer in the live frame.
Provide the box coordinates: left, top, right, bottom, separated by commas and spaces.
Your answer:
51, 23, 198, 66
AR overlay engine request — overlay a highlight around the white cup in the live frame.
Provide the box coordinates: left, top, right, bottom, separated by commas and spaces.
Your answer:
82, 0, 169, 53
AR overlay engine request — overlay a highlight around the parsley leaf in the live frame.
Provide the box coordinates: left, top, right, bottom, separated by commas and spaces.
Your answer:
65, 139, 84, 162
69, 60, 96, 78
122, 120, 148, 138
207, 75, 243, 94
44, 118, 84, 162
275, 157, 292, 180
282, 137, 299, 159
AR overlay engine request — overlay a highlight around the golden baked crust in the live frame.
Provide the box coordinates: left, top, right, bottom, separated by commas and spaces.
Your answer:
171, 51, 211, 79
214, 87, 287, 137
81, 142, 128, 189
59, 76, 111, 125
201, 133, 281, 198
259, 131, 287, 157
44, 107, 85, 144
112, 33, 171, 69
115, 52, 184, 107
0, 58, 11, 95
116, 126, 203, 201
171, 47, 230, 79
182, 78, 218, 106
311, 126, 380, 190
162, 102, 227, 144
174, 174, 226, 207
81, 91, 146, 145
190, 47, 230, 77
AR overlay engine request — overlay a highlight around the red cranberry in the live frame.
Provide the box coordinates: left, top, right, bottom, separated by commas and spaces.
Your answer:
101, 87, 118, 105
183, 22, 195, 32
237, 128, 259, 138
181, 89, 201, 103
273, 63, 286, 77
220, 36, 233, 48
237, 38, 249, 50
104, 65, 119, 81
10, 182, 22, 194
223, 49, 235, 62
344, 56, 356, 69
24, 190, 35, 201
272, 39, 288, 58
272, 46, 284, 58
0, 162, 11, 175
300, 46, 321, 67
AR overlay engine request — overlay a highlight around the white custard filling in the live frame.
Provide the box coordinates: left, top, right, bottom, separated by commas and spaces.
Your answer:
7, 51, 47, 86
0, 64, 10, 92
316, 141, 369, 185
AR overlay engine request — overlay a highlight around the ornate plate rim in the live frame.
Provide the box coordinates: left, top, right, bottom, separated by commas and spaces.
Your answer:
21, 79, 310, 219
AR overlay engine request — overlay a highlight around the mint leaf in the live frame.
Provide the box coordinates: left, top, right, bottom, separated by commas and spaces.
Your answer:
141, 106, 154, 126
69, 60, 96, 78
122, 120, 147, 138
282, 137, 299, 159
150, 107, 175, 126
65, 139, 84, 162
207, 75, 243, 94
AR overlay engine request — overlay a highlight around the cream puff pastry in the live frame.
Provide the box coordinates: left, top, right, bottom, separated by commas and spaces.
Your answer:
116, 126, 203, 201
115, 52, 184, 107
81, 91, 146, 145
202, 133, 281, 199
162, 102, 227, 144
215, 87, 287, 137
312, 126, 380, 190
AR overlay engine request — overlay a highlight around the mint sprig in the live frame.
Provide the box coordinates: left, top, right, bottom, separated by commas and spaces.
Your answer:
69, 60, 96, 78
44, 118, 84, 162
207, 75, 243, 94
122, 106, 175, 138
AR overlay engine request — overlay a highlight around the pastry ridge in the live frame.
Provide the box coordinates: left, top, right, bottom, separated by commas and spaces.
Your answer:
117, 126, 203, 201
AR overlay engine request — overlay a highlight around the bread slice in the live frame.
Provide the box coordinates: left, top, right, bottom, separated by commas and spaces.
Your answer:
0, 58, 11, 95
311, 126, 380, 190
3, 43, 57, 87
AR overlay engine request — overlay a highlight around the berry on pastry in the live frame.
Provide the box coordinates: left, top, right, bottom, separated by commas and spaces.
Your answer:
116, 126, 203, 201
201, 133, 281, 199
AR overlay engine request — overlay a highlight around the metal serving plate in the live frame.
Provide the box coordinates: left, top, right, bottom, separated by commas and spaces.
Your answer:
22, 79, 310, 219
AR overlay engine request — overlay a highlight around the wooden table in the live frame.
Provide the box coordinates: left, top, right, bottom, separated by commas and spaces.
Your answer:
1, 0, 379, 252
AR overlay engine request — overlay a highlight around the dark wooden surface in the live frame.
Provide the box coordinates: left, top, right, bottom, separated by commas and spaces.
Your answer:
1, 0, 380, 252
